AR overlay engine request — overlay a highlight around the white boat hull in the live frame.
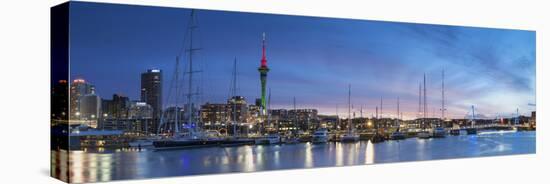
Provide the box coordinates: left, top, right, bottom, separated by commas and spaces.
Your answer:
129, 140, 154, 147
341, 134, 360, 142
312, 136, 328, 143
255, 136, 281, 144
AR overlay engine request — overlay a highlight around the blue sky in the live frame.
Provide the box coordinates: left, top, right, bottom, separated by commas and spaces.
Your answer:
69, 2, 535, 119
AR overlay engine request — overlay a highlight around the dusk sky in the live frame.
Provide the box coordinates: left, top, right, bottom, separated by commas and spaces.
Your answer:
69, 2, 535, 120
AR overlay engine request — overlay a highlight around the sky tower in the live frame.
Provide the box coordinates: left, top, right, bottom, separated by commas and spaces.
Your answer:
258, 32, 270, 115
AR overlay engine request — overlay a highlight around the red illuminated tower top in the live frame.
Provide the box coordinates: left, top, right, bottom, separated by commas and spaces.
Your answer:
260, 32, 268, 68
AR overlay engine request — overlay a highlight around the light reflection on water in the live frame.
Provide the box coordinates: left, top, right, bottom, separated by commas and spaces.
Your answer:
52, 131, 535, 183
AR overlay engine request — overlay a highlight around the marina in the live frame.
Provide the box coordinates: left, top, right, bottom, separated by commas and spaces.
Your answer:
50, 3, 537, 183
53, 131, 536, 183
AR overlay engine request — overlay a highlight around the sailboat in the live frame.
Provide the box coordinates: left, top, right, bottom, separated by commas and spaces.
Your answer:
432, 70, 448, 138
511, 108, 519, 132
390, 97, 406, 140
340, 85, 360, 142
255, 89, 282, 145
222, 58, 256, 147
312, 105, 329, 144
417, 74, 431, 139
153, 10, 222, 150
465, 105, 477, 135
281, 97, 300, 144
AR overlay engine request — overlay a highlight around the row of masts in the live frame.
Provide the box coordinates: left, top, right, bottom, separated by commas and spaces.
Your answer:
159, 10, 202, 136
161, 9, 524, 136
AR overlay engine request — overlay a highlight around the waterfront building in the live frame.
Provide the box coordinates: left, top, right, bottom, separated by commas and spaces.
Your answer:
200, 103, 230, 130
319, 115, 338, 131
79, 94, 101, 128
101, 118, 148, 136
128, 101, 154, 134
69, 78, 95, 119
248, 104, 261, 124
228, 96, 249, 124
530, 111, 536, 127
128, 101, 153, 119
51, 80, 68, 122
289, 109, 319, 131
268, 109, 287, 131
68, 125, 124, 149
198, 96, 249, 132
101, 94, 130, 119
161, 106, 186, 133
141, 69, 162, 131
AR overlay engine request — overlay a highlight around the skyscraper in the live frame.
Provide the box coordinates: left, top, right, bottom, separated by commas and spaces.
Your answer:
79, 94, 101, 128
141, 69, 162, 131
258, 33, 270, 116
69, 78, 95, 120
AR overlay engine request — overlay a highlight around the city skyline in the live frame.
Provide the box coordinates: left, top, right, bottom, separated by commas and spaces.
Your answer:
69, 2, 535, 120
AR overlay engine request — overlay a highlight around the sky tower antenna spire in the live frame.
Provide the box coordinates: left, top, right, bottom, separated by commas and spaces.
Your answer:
258, 32, 270, 116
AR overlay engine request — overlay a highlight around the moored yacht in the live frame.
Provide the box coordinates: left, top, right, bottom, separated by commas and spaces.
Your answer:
341, 84, 360, 143
432, 127, 446, 138
312, 128, 329, 143
390, 131, 406, 140
255, 133, 281, 145
417, 130, 431, 139
129, 136, 160, 148
341, 132, 360, 142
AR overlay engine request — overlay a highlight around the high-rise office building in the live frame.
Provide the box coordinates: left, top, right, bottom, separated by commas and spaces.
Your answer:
79, 94, 101, 128
102, 94, 130, 119
141, 69, 162, 130
69, 78, 95, 119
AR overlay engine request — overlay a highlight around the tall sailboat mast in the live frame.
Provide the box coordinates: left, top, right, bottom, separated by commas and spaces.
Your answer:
397, 97, 400, 122
348, 85, 352, 133
267, 88, 272, 133
418, 83, 422, 118
185, 10, 202, 132
336, 104, 339, 129
471, 105, 476, 127
515, 108, 520, 125
293, 97, 297, 134
174, 56, 180, 134
441, 70, 445, 120
380, 97, 383, 119
423, 73, 427, 126
231, 58, 238, 137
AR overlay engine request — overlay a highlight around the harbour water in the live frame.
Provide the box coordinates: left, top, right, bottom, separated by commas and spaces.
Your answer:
52, 131, 535, 183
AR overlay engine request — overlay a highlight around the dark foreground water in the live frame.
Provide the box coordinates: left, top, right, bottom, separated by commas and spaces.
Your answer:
52, 131, 535, 183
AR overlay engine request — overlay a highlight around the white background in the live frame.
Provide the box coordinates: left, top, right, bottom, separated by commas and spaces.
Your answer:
0, 0, 547, 183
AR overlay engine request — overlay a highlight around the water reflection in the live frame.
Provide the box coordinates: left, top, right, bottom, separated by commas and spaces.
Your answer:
52, 131, 535, 183
365, 140, 374, 164
305, 143, 313, 168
